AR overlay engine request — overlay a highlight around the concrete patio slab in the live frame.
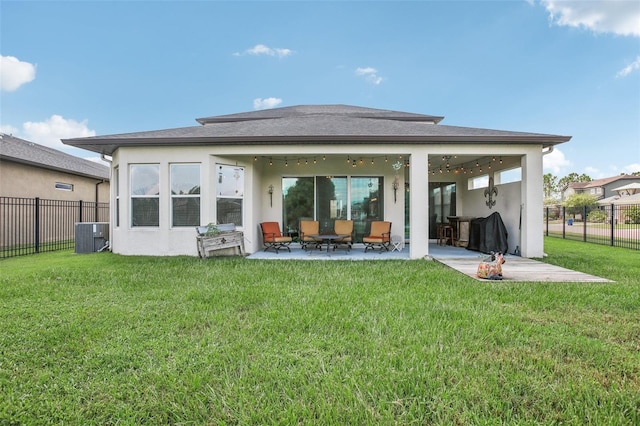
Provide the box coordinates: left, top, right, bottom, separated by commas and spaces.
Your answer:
245, 242, 613, 282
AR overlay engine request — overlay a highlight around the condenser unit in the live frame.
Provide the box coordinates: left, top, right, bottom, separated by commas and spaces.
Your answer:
75, 222, 109, 253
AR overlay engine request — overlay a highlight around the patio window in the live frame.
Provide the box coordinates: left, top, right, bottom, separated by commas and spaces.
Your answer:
170, 164, 200, 227
131, 164, 159, 227
496, 167, 521, 185
468, 175, 489, 190
429, 182, 456, 238
216, 164, 243, 227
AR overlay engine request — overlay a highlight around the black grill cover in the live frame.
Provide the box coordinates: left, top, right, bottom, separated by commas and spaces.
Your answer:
467, 212, 508, 254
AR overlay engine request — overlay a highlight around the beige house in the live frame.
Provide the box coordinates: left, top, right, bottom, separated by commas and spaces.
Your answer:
0, 133, 110, 202
63, 105, 571, 259
561, 175, 640, 202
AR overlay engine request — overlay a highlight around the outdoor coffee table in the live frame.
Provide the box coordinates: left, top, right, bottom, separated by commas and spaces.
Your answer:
310, 234, 349, 252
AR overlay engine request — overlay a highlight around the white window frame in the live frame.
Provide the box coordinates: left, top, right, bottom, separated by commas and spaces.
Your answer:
170, 163, 201, 227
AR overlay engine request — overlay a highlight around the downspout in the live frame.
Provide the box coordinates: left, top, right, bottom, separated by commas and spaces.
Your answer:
542, 146, 554, 156
95, 180, 105, 221
97, 153, 112, 222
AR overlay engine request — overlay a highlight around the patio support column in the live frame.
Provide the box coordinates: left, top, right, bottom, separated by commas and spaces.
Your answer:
520, 151, 544, 258
409, 149, 429, 259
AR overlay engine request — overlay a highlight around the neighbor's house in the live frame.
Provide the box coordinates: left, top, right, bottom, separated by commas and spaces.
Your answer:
1, 133, 110, 251
0, 133, 110, 201
597, 181, 640, 224
62, 104, 571, 259
560, 174, 640, 202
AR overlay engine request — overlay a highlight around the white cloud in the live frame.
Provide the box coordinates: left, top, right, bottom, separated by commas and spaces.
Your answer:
253, 97, 282, 110
22, 115, 96, 150
0, 124, 19, 135
540, 0, 640, 37
543, 147, 572, 174
355, 67, 383, 85
621, 163, 640, 174
235, 44, 293, 58
616, 56, 640, 77
0, 55, 36, 91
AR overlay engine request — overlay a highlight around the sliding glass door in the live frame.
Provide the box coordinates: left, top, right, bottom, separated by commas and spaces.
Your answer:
282, 176, 383, 242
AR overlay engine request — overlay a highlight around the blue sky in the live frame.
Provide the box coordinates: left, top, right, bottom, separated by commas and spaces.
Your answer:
1, 0, 639, 179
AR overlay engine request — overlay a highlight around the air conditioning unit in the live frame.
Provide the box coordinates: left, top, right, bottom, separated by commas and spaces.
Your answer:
75, 222, 109, 253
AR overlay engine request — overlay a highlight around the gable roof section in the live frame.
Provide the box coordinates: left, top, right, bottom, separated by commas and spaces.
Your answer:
63, 104, 572, 156
0, 133, 109, 180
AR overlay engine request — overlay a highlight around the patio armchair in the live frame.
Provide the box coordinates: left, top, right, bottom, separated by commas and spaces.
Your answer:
332, 219, 354, 251
299, 220, 320, 250
260, 222, 292, 253
363, 221, 392, 252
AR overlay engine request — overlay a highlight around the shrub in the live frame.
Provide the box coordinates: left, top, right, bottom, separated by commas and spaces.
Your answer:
623, 205, 640, 224
587, 209, 607, 223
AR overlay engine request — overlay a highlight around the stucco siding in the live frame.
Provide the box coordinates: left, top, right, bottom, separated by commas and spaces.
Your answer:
0, 160, 109, 201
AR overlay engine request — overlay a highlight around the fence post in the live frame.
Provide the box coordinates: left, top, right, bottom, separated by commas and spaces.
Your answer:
34, 197, 40, 253
583, 205, 587, 242
545, 207, 549, 236
79, 200, 83, 223
610, 204, 615, 247
562, 206, 566, 239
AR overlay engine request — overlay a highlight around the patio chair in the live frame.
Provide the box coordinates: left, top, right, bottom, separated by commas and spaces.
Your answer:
363, 221, 392, 252
260, 222, 292, 253
299, 220, 320, 250
333, 219, 354, 251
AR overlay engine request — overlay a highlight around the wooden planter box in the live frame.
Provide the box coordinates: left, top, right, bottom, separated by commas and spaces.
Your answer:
196, 231, 245, 258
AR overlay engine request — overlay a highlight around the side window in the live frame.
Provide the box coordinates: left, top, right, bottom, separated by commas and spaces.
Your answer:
130, 164, 159, 227
171, 164, 200, 227
114, 166, 119, 227
216, 164, 244, 227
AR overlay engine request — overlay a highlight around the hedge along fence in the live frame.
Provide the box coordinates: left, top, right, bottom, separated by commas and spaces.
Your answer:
0, 197, 109, 259
544, 204, 640, 250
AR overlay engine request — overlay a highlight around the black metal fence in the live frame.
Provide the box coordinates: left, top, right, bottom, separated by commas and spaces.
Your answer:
544, 204, 640, 250
0, 197, 110, 259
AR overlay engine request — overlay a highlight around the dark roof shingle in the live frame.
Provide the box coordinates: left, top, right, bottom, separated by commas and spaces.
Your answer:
0, 133, 109, 180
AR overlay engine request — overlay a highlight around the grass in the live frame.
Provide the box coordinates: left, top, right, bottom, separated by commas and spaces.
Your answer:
1, 238, 638, 424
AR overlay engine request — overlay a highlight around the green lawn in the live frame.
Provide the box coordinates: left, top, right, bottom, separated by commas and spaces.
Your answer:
1, 238, 638, 424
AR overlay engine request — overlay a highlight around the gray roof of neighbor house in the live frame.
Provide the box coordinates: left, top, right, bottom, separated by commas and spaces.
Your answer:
0, 133, 110, 180
62, 104, 572, 156
567, 175, 640, 191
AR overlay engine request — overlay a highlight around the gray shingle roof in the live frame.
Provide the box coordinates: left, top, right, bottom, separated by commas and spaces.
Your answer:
63, 104, 571, 155
0, 133, 110, 180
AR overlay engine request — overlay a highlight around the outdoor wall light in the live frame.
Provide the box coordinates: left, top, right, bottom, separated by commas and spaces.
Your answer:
268, 184, 274, 207
392, 181, 399, 203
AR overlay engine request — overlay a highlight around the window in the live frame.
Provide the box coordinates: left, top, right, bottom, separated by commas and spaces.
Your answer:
496, 167, 521, 185
171, 164, 200, 227
131, 164, 159, 227
281, 175, 384, 242
216, 164, 243, 226
468, 175, 489, 190
55, 182, 73, 191
114, 167, 119, 227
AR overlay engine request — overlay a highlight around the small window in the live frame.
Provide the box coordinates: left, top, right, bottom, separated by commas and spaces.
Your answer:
496, 167, 521, 185
468, 175, 489, 190
55, 182, 74, 191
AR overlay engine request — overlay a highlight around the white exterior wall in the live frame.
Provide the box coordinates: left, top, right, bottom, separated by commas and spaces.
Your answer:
109, 143, 546, 259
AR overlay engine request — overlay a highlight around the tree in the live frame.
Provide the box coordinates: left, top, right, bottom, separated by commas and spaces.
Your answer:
558, 173, 591, 191
562, 193, 599, 218
543, 173, 559, 204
